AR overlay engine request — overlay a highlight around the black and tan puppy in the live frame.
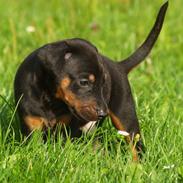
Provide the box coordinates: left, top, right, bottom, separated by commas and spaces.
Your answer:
14, 2, 168, 160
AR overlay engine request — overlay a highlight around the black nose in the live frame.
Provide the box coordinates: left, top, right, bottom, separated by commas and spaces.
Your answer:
97, 109, 107, 120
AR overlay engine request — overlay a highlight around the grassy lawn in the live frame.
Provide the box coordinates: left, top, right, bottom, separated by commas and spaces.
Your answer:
0, 0, 183, 182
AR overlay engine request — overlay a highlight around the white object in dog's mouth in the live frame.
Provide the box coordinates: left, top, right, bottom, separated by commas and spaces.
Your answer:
80, 121, 97, 133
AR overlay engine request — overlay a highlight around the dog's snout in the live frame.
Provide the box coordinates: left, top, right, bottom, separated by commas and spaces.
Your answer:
97, 109, 107, 120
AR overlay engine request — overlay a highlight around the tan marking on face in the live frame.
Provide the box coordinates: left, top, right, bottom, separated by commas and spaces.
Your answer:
60, 88, 77, 107
56, 76, 98, 121
108, 110, 139, 162
89, 74, 95, 83
56, 76, 71, 99
24, 116, 47, 131
61, 77, 71, 89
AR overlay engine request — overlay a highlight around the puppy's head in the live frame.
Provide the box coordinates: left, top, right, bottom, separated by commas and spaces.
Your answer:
39, 38, 108, 122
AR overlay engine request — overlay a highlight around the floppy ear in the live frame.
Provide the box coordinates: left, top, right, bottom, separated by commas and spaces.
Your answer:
119, 1, 168, 74
65, 38, 98, 53
38, 41, 70, 60
37, 41, 70, 66
38, 44, 53, 62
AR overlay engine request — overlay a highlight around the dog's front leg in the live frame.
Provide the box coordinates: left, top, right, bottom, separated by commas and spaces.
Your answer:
108, 86, 144, 161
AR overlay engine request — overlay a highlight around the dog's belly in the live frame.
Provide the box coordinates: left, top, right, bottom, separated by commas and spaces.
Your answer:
80, 121, 97, 133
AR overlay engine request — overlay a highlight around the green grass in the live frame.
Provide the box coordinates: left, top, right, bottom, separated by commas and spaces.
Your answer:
0, 0, 183, 182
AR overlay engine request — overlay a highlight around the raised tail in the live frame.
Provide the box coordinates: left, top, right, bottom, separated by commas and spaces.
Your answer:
119, 1, 168, 74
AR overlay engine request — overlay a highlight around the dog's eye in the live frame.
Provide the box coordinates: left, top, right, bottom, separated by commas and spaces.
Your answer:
78, 78, 90, 87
